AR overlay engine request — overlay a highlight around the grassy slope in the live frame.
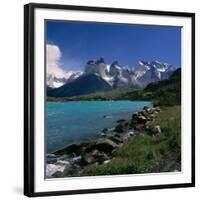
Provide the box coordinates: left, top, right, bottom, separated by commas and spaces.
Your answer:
77, 106, 181, 176
123, 68, 181, 106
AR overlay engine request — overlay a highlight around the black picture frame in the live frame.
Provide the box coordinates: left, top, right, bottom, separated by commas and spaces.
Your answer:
24, 3, 195, 197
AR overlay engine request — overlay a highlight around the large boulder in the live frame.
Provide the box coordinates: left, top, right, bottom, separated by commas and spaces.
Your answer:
53, 142, 91, 156
46, 161, 71, 178
114, 123, 125, 133
114, 121, 130, 133
85, 138, 118, 154
134, 123, 145, 131
146, 125, 162, 136
137, 115, 147, 123
143, 106, 149, 111
82, 149, 110, 164
95, 139, 118, 153
46, 154, 57, 164
108, 135, 123, 144
101, 128, 108, 133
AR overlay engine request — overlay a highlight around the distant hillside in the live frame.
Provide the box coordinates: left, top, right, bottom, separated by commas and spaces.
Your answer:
64, 89, 134, 101
47, 68, 181, 106
144, 67, 181, 92
47, 74, 112, 97
123, 68, 181, 106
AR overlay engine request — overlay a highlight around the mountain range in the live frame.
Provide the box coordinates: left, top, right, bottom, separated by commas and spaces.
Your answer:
47, 57, 176, 97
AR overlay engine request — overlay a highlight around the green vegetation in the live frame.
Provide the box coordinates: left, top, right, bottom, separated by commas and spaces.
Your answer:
77, 106, 181, 176
123, 68, 181, 106
65, 89, 135, 101
47, 68, 181, 107
47, 97, 68, 102
47, 88, 136, 102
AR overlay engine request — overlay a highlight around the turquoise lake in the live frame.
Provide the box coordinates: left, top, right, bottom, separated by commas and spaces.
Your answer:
46, 101, 152, 153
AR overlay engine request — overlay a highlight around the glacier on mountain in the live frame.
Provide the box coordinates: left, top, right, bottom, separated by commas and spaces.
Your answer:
47, 56, 176, 89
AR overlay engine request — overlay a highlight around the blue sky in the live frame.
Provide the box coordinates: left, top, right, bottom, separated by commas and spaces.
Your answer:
46, 21, 181, 72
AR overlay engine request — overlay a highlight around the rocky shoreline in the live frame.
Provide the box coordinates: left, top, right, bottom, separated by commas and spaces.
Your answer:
46, 106, 162, 178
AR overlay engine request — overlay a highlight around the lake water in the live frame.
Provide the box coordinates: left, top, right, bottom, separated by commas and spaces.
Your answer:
46, 101, 152, 153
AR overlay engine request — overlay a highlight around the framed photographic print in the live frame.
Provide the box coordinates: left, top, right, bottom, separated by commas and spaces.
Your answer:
24, 3, 195, 197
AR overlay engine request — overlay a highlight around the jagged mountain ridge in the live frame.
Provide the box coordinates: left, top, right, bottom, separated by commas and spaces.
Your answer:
84, 57, 175, 88
47, 57, 176, 97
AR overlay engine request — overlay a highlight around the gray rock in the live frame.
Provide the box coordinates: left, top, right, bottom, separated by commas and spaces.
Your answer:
96, 152, 110, 164
101, 128, 108, 133
116, 119, 126, 123
46, 154, 58, 163
85, 149, 110, 164
114, 133, 122, 138
108, 135, 123, 144
91, 149, 100, 157
56, 160, 70, 165
134, 123, 145, 131
132, 112, 138, 119
152, 125, 162, 135
155, 107, 161, 112
114, 123, 125, 133
104, 160, 111, 164
137, 116, 147, 123
53, 142, 90, 156
46, 154, 57, 158
147, 108, 156, 114
149, 114, 155, 118
146, 108, 152, 112
101, 128, 108, 137
70, 155, 82, 163
95, 138, 118, 153
47, 157, 57, 164
140, 110, 146, 116
82, 153, 96, 164
128, 131, 134, 137
52, 163, 72, 178
143, 106, 149, 111
47, 161, 71, 178
101, 132, 106, 137
84, 138, 118, 154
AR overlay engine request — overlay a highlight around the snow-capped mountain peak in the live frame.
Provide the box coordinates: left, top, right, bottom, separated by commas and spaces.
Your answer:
47, 57, 175, 90
132, 60, 174, 86
47, 70, 82, 88
84, 58, 175, 88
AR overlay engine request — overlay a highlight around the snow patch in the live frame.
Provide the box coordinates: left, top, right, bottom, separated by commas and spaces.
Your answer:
46, 164, 65, 178
106, 64, 110, 72
52, 81, 65, 88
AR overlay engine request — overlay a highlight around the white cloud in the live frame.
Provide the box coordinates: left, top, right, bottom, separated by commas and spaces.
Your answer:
47, 44, 61, 64
46, 44, 70, 78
